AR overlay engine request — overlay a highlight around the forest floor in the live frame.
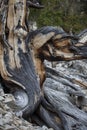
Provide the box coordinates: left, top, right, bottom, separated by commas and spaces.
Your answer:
0, 60, 87, 130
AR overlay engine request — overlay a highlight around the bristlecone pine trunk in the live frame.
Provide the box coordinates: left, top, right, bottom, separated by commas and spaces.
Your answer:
0, 1, 87, 130
0, 0, 41, 119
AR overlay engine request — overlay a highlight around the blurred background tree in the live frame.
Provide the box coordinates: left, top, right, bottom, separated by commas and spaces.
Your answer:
29, 0, 87, 33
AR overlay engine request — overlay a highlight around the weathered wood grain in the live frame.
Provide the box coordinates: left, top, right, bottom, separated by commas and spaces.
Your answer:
0, 0, 42, 118
1, 1, 87, 130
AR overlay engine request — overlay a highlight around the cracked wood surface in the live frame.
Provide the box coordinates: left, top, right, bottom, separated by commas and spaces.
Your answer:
0, 0, 41, 117
0, 1, 87, 130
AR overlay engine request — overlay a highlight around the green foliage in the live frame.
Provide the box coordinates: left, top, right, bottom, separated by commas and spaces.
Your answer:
63, 14, 87, 33
29, 0, 87, 33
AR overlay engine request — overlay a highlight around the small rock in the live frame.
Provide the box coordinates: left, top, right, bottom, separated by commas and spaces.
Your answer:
0, 96, 4, 101
4, 94, 15, 103
38, 126, 53, 130
0, 119, 3, 126
20, 126, 29, 130
4, 125, 15, 130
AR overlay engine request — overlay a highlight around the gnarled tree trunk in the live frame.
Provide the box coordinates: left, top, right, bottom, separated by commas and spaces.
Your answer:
0, 1, 87, 130
0, 0, 41, 118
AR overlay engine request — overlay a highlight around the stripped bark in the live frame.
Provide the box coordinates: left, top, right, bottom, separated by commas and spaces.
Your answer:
0, 0, 41, 118
0, 1, 87, 130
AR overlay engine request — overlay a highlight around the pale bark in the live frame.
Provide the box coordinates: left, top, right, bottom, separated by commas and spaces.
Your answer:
0, 0, 41, 118
0, 1, 87, 130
